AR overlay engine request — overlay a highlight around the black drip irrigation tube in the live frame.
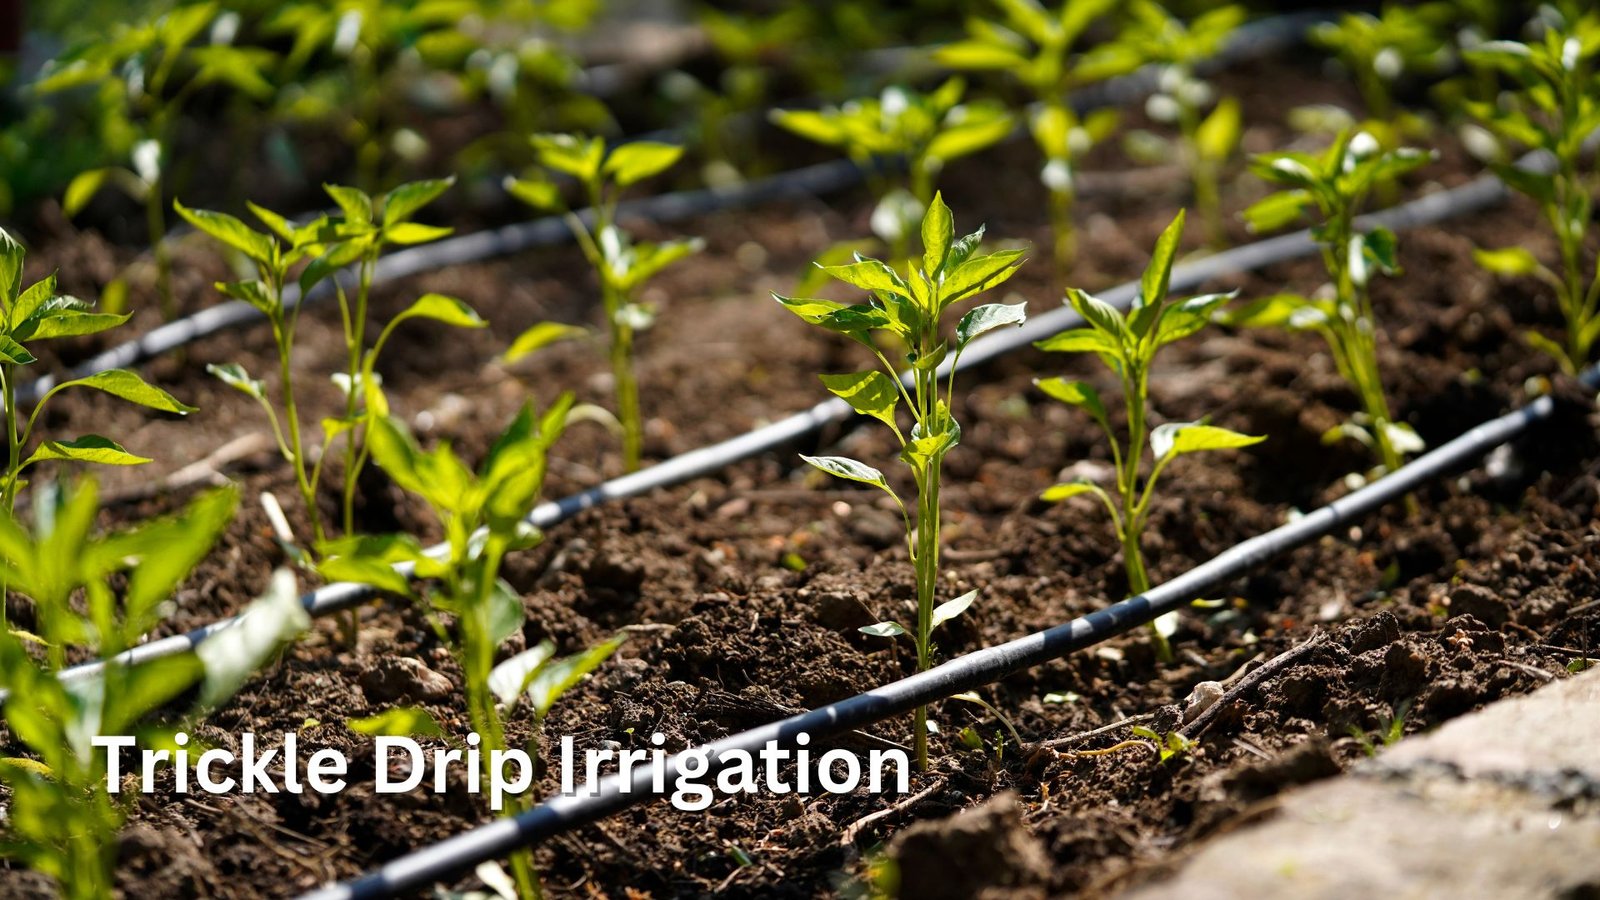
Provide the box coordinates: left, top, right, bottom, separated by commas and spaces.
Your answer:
298, 377, 1600, 900
27, 157, 1523, 701
12, 13, 1321, 409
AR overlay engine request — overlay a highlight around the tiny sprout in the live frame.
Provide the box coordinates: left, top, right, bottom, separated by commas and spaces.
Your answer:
1129, 725, 1195, 763
505, 134, 701, 473
776, 193, 1026, 769
1037, 210, 1262, 662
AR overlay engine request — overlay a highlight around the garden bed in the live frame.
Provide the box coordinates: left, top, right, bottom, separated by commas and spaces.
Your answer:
2, 53, 1597, 900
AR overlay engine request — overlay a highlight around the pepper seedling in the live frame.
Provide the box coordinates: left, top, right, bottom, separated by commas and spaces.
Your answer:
1118, 1, 1246, 249
321, 398, 624, 899
1311, 4, 1451, 129
35, 2, 275, 319
935, 0, 1136, 276
0, 228, 196, 536
772, 79, 1014, 262
1036, 210, 1261, 663
504, 135, 701, 473
179, 184, 483, 549
0, 479, 307, 900
1231, 130, 1433, 480
1460, 9, 1600, 373
776, 193, 1026, 769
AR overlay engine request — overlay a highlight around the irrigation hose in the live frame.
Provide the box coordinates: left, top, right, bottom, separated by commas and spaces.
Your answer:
29, 156, 1523, 701
298, 373, 1600, 900
13, 13, 1321, 408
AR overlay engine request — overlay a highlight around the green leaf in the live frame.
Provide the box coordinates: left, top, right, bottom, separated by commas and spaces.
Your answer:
0, 333, 36, 365
197, 569, 309, 709
384, 222, 452, 245
1219, 293, 1312, 329
381, 178, 453, 228
25, 435, 149, 468
818, 259, 906, 297
1034, 327, 1116, 354
391, 293, 484, 331
602, 142, 685, 187
859, 621, 908, 638
504, 175, 562, 211
956, 302, 1027, 350
800, 455, 893, 494
1154, 292, 1234, 347
487, 641, 558, 708
930, 588, 977, 630
207, 362, 265, 400
1065, 288, 1128, 342
530, 134, 604, 182
1041, 481, 1099, 502
173, 200, 274, 264
1473, 246, 1541, 276
1151, 422, 1265, 460
925, 109, 1015, 163
941, 249, 1025, 304
64, 169, 111, 217
1243, 189, 1311, 233
1036, 377, 1107, 426
1140, 210, 1186, 308
16, 306, 130, 341
522, 634, 625, 719
820, 371, 900, 431
1195, 97, 1241, 163
487, 579, 526, 650
503, 322, 588, 363
1362, 227, 1399, 274
325, 184, 373, 226
347, 706, 446, 738
921, 192, 954, 275
934, 40, 1027, 71
53, 369, 195, 414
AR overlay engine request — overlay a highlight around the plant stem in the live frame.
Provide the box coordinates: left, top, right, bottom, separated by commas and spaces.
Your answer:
608, 301, 643, 474
1118, 364, 1173, 663
912, 464, 940, 771
1048, 185, 1076, 280
341, 255, 375, 536
0, 364, 14, 629
145, 179, 174, 321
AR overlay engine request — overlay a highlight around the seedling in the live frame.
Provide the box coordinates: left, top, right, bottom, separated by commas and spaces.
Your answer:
1130, 725, 1194, 763
935, 0, 1134, 274
772, 80, 1014, 262
1348, 699, 1411, 756
179, 182, 481, 547
1232, 131, 1433, 479
504, 135, 701, 473
1036, 210, 1261, 662
266, 1, 463, 189
1119, 2, 1246, 249
322, 400, 624, 898
776, 193, 1026, 769
0, 228, 195, 537
1460, 10, 1600, 372
0, 479, 307, 900
1312, 4, 1451, 127
35, 2, 275, 319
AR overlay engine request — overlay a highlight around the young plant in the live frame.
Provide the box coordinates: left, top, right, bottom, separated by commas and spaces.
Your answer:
776, 193, 1026, 769
1035, 210, 1261, 663
1311, 4, 1452, 128
504, 136, 701, 473
0, 479, 308, 900
0, 228, 196, 537
935, 0, 1136, 274
1460, 10, 1600, 373
1232, 131, 1433, 479
182, 181, 478, 548
35, 2, 275, 319
321, 399, 624, 899
772, 80, 1014, 262
1120, 1, 1246, 249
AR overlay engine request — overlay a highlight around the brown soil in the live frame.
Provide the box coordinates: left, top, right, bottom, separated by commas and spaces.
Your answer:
1, 56, 1598, 900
